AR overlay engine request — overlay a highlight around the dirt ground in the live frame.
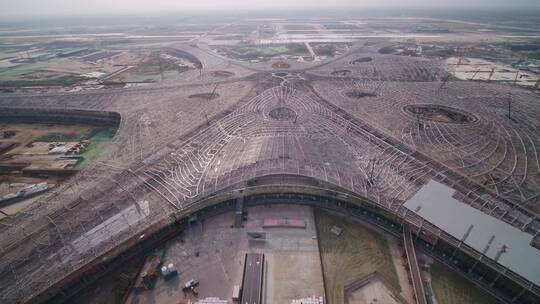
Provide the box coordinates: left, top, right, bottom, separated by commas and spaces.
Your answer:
1, 123, 95, 151
124, 204, 325, 304
346, 278, 402, 304
37, 51, 146, 79
0, 123, 102, 218
388, 238, 415, 304
0, 194, 42, 220
0, 123, 96, 173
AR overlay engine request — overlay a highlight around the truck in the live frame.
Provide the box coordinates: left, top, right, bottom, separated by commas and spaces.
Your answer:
161, 263, 178, 280
182, 279, 199, 295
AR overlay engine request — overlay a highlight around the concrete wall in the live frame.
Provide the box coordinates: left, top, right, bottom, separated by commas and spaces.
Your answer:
0, 107, 120, 127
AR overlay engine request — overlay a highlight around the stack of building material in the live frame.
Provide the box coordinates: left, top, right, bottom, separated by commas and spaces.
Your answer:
291, 296, 324, 304
193, 298, 227, 304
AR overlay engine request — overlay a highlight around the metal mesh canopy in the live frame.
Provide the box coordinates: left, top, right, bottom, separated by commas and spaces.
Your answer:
0, 44, 539, 303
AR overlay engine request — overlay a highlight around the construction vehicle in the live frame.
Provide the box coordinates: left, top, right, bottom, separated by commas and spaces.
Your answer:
232, 285, 241, 302
182, 279, 199, 295
161, 263, 178, 280
139, 255, 161, 289
134, 247, 166, 290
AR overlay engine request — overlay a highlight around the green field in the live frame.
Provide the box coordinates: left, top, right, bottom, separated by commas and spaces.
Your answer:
314, 209, 400, 304
76, 127, 117, 167
0, 75, 88, 87
215, 43, 308, 61
259, 46, 289, 56
119, 69, 184, 83
0, 62, 50, 78
36, 130, 93, 142
431, 262, 495, 304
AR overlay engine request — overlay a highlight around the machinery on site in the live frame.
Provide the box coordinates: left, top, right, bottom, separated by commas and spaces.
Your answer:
182, 279, 199, 296
161, 263, 178, 280
134, 247, 166, 290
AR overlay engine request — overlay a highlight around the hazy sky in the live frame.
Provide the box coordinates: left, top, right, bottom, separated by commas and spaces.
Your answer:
2, 0, 540, 19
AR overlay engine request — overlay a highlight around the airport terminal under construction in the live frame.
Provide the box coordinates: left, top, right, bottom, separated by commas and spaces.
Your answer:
0, 37, 540, 304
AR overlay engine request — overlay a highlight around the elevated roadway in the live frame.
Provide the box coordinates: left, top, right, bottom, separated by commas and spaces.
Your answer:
403, 227, 427, 304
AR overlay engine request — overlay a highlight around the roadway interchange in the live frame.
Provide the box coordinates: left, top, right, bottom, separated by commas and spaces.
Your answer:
0, 42, 539, 304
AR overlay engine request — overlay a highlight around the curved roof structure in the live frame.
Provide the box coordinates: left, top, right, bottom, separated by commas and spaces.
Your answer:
0, 44, 539, 303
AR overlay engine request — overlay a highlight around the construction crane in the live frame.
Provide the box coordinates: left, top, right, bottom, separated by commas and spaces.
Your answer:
159, 56, 165, 81
507, 93, 513, 120
487, 67, 495, 82
533, 77, 540, 91
470, 69, 481, 81
439, 74, 451, 90
210, 83, 219, 99
455, 46, 464, 66
516, 54, 525, 65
